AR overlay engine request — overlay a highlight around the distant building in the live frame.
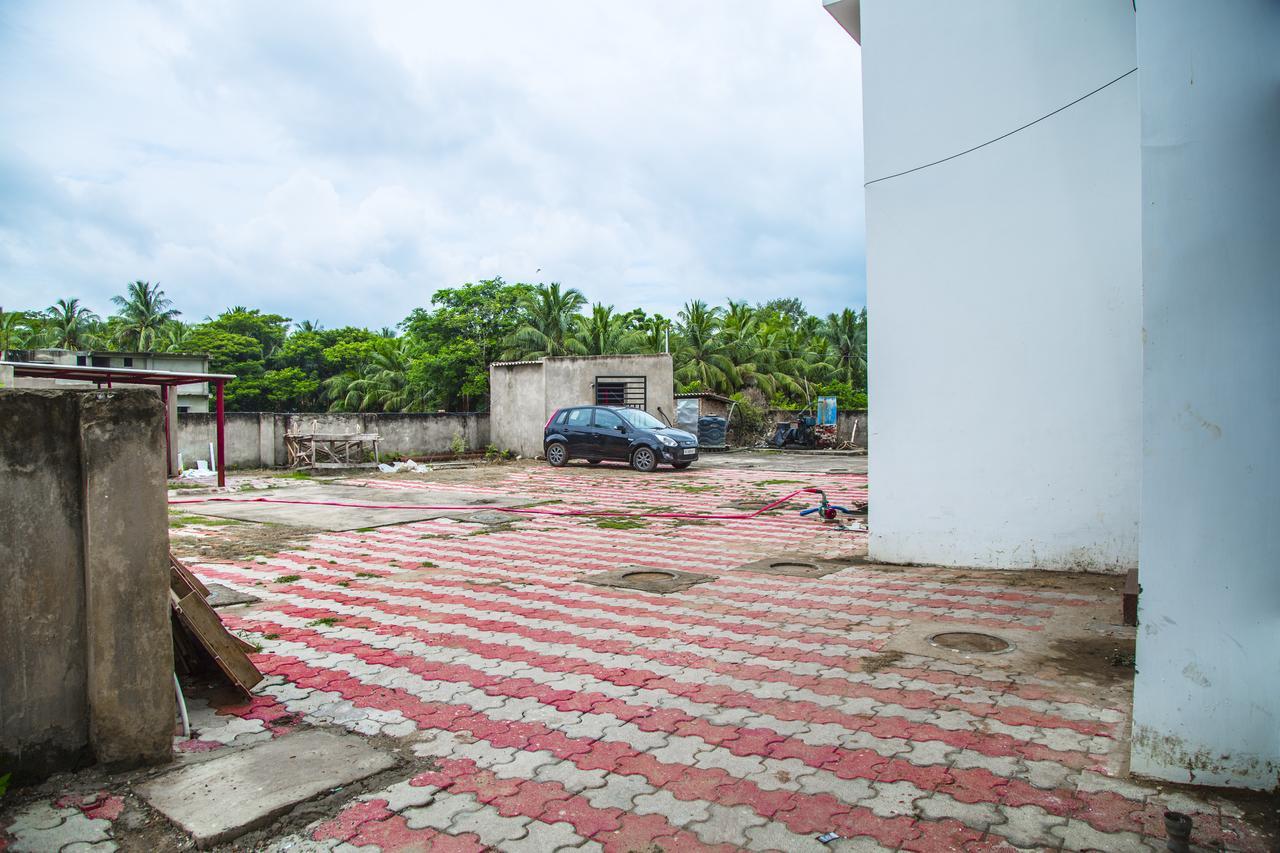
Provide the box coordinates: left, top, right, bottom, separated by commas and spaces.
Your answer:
7, 349, 212, 412
489, 354, 676, 458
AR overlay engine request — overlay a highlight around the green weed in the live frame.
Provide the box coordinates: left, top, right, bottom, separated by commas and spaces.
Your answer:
596, 518, 647, 530
274, 574, 301, 583
307, 617, 342, 627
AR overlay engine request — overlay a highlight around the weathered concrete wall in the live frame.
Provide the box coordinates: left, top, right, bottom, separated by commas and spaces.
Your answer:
489, 362, 545, 458
0, 389, 173, 781
176, 411, 491, 469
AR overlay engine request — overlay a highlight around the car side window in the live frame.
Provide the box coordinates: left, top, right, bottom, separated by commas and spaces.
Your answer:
565, 408, 591, 427
594, 409, 624, 430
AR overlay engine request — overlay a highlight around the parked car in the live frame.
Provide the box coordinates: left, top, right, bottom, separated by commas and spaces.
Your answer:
543, 405, 699, 472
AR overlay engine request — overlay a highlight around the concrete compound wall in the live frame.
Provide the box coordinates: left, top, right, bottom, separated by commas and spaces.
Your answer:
856, 0, 1142, 571
176, 411, 491, 469
1129, 0, 1280, 791
491, 355, 676, 458
0, 389, 173, 781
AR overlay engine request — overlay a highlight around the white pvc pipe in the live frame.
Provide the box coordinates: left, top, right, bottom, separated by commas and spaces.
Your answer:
173, 672, 190, 739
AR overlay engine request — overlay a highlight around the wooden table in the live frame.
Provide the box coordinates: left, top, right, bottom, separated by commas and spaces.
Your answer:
284, 432, 381, 469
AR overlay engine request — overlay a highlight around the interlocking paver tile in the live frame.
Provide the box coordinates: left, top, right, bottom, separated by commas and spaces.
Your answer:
142, 464, 1275, 852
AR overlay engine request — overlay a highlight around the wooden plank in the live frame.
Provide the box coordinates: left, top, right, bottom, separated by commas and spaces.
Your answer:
1122, 568, 1139, 627
170, 589, 263, 694
170, 552, 210, 598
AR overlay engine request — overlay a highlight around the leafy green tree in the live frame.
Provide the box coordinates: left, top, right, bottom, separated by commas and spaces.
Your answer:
201, 308, 290, 356
110, 281, 179, 350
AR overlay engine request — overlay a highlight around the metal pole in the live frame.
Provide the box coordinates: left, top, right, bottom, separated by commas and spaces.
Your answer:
215, 380, 226, 488
161, 385, 174, 478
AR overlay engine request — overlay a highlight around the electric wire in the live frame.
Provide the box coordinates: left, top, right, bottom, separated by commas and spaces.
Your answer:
864, 67, 1139, 187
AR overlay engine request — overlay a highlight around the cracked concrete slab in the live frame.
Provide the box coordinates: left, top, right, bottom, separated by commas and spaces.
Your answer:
135, 730, 395, 848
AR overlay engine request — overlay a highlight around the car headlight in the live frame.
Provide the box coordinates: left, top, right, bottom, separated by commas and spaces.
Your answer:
657, 434, 678, 447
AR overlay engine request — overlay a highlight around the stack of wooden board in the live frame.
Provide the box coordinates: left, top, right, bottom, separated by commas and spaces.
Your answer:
170, 552, 263, 694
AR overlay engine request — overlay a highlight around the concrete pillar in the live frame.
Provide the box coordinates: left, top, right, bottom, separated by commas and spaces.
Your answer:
79, 390, 174, 767
1130, 0, 1280, 790
0, 389, 173, 781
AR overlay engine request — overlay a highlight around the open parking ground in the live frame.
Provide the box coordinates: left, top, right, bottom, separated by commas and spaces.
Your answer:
3, 457, 1274, 852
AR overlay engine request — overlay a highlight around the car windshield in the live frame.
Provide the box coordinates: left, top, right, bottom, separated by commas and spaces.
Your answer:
617, 408, 666, 430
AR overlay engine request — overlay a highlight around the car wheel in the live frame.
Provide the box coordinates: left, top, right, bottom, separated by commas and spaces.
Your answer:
631, 446, 657, 473
587, 459, 602, 465
672, 461, 692, 470
546, 442, 568, 467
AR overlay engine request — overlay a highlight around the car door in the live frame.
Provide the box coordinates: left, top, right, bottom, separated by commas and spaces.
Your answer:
591, 408, 631, 460
561, 407, 594, 456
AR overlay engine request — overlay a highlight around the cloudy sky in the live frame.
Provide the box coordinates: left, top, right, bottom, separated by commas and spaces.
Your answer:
0, 2, 864, 329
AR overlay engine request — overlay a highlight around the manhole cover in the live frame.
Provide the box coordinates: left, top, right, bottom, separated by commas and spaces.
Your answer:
581, 566, 714, 594
621, 570, 678, 584
928, 632, 1013, 654
734, 556, 845, 578
770, 561, 818, 572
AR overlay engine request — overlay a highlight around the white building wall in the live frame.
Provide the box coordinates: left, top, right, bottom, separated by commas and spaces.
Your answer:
1129, 0, 1280, 790
860, 0, 1142, 570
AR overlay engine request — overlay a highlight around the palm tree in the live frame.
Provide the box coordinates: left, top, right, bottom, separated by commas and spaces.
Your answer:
571, 303, 641, 355
0, 308, 36, 355
44, 298, 100, 349
673, 301, 739, 394
822, 308, 868, 388
503, 283, 587, 359
638, 315, 672, 354
157, 321, 191, 353
111, 281, 180, 351
324, 338, 426, 412
295, 319, 324, 333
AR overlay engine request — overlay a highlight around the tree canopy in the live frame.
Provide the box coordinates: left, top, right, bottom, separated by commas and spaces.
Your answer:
1, 277, 867, 413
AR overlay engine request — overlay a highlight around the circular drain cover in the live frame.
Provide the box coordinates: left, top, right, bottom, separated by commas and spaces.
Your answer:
928, 631, 1012, 654
621, 570, 678, 584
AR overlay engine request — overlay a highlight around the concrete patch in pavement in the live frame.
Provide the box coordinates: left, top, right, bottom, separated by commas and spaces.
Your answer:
135, 729, 395, 848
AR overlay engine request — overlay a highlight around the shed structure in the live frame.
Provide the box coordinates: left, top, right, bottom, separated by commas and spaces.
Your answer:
489, 354, 675, 458
1, 361, 236, 485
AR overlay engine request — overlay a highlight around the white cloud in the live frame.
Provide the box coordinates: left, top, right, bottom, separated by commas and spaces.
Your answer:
0, 1, 864, 327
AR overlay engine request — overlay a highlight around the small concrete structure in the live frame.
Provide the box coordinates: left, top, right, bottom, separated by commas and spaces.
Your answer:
0, 389, 173, 781
489, 354, 676, 458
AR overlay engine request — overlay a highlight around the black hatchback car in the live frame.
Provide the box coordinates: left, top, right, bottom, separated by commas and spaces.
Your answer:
544, 406, 699, 472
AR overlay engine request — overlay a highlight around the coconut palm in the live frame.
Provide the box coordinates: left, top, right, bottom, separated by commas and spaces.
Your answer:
157, 321, 191, 353
673, 300, 739, 394
44, 298, 100, 349
111, 281, 180, 351
570, 303, 641, 355
503, 283, 587, 359
822, 308, 868, 388
324, 337, 426, 412
0, 309, 37, 354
